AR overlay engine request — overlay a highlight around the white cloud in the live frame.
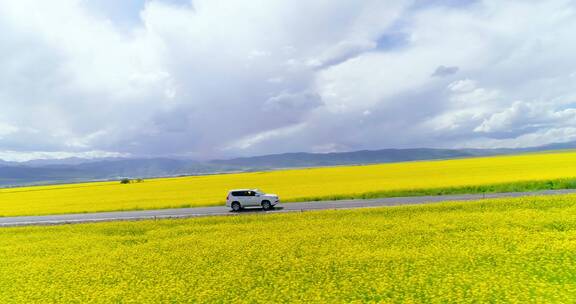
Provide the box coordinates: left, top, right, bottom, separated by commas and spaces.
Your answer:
475, 102, 576, 134
448, 79, 477, 93
464, 127, 576, 149
1, 0, 576, 160
224, 123, 307, 151
0, 150, 128, 162
0, 122, 19, 138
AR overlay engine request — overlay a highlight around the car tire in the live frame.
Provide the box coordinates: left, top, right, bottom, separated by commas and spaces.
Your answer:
231, 202, 242, 212
261, 200, 272, 211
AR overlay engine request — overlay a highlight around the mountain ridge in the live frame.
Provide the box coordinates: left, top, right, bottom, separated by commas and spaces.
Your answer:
1, 142, 575, 187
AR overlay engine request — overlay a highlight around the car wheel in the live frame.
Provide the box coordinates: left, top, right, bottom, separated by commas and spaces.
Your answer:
261, 200, 272, 211
231, 202, 242, 212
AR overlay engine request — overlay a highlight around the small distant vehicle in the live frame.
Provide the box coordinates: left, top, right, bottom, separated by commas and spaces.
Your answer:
226, 189, 280, 211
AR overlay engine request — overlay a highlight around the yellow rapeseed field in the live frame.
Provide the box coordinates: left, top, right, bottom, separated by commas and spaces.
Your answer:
1, 194, 576, 302
2, 150, 576, 216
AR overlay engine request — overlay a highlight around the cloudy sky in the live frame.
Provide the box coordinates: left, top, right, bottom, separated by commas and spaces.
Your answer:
1, 0, 576, 161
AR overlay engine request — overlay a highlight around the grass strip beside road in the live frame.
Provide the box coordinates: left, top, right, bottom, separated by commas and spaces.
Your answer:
291, 177, 576, 202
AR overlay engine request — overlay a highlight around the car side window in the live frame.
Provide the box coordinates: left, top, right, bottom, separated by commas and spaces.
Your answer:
247, 191, 255, 196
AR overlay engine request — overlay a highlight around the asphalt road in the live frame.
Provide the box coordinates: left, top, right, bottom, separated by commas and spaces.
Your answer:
2, 189, 576, 227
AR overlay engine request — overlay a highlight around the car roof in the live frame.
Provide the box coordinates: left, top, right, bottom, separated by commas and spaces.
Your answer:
229, 189, 251, 192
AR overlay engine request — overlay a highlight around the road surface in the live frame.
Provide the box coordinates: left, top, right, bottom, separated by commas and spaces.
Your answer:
1, 189, 576, 227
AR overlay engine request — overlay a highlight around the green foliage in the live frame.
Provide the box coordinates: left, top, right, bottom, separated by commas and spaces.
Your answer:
292, 177, 576, 202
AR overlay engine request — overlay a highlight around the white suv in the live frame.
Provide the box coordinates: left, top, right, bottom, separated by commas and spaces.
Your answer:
226, 189, 280, 211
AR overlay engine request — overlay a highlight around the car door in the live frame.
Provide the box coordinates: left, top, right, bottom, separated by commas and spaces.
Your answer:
243, 190, 254, 206
237, 191, 251, 206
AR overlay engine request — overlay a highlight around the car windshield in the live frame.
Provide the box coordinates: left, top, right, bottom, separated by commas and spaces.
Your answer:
253, 189, 263, 194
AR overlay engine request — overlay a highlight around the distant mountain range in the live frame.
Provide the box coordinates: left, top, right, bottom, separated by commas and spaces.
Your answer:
1, 141, 576, 187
